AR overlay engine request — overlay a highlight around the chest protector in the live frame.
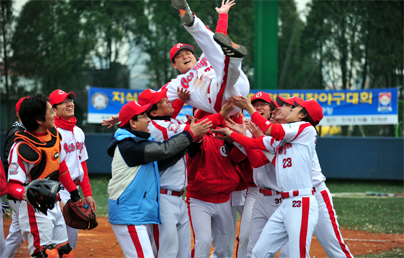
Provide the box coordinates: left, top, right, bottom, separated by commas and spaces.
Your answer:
14, 128, 61, 182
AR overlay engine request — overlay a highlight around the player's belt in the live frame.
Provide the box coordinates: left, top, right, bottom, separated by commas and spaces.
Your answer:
312, 181, 326, 193
259, 188, 281, 196
281, 188, 314, 199
73, 178, 81, 186
160, 189, 184, 197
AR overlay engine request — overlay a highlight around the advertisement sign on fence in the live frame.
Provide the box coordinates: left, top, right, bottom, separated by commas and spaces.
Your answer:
88, 87, 398, 126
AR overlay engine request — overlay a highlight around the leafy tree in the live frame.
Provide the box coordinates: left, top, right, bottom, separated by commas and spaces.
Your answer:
0, 0, 14, 127
10, 0, 96, 94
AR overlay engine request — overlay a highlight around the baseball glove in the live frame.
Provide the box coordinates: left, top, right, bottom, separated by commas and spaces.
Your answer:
63, 199, 98, 230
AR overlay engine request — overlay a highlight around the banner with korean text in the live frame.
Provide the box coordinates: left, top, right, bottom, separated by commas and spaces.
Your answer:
87, 87, 193, 123
249, 88, 398, 125
88, 87, 398, 126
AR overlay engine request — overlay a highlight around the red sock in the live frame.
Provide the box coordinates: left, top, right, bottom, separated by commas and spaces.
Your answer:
216, 13, 228, 35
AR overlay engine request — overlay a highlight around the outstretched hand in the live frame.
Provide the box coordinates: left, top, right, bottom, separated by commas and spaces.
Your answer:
212, 127, 233, 141
215, 0, 236, 15
101, 115, 120, 129
230, 96, 255, 114
246, 121, 264, 138
220, 99, 236, 118
225, 117, 246, 135
177, 87, 191, 103
189, 118, 212, 138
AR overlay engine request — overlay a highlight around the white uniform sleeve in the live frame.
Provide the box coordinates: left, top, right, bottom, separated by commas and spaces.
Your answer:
8, 142, 30, 184
59, 141, 67, 164
281, 122, 315, 143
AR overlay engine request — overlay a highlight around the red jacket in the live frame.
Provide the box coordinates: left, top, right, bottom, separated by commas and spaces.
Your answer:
228, 146, 255, 190
0, 159, 8, 197
186, 132, 239, 203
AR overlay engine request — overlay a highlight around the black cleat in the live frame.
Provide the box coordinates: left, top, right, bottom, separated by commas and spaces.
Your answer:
213, 32, 248, 58
172, 0, 194, 27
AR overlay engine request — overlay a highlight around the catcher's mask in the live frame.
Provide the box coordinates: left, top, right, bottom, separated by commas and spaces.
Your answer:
26, 179, 61, 215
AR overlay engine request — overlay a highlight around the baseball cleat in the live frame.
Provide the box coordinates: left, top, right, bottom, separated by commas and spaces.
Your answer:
172, 0, 194, 27
213, 32, 248, 58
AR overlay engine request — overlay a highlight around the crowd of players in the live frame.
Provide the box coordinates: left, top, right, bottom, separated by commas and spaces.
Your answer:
0, 0, 354, 257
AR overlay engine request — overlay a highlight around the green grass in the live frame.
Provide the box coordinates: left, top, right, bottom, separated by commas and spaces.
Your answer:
86, 174, 111, 217
325, 180, 404, 234
325, 179, 403, 194
356, 247, 404, 258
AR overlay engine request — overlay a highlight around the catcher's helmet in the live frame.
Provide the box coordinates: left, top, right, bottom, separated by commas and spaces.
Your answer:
26, 179, 61, 215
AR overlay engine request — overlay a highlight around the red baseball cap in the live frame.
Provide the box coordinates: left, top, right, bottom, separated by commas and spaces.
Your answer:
15, 96, 29, 115
270, 99, 279, 109
138, 88, 168, 106
294, 98, 324, 125
170, 43, 194, 63
276, 96, 297, 107
251, 92, 272, 105
49, 89, 76, 106
119, 101, 152, 127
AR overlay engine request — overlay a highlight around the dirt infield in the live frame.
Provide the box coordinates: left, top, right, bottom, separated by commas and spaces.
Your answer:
3, 217, 403, 257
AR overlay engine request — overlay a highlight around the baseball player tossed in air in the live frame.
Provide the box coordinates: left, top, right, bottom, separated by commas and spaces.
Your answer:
214, 96, 324, 257
164, 0, 250, 116
2, 96, 29, 258
49, 89, 96, 249
101, 0, 248, 125
107, 101, 211, 257
7, 93, 86, 258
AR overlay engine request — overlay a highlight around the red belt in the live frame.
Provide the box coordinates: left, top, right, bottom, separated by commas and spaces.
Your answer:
281, 189, 314, 199
73, 179, 80, 186
160, 189, 184, 197
259, 188, 281, 196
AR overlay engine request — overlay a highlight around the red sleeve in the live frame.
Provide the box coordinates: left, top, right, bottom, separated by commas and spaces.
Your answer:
230, 133, 267, 151
216, 13, 228, 35
269, 124, 286, 141
183, 113, 224, 132
245, 148, 270, 168
0, 160, 8, 196
171, 99, 185, 119
58, 160, 77, 192
79, 161, 92, 197
251, 112, 272, 133
8, 180, 24, 200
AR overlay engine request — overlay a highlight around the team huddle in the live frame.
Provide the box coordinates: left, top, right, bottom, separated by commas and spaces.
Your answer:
0, 0, 354, 257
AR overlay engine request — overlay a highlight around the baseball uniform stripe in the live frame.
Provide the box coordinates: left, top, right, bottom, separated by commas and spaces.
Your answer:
299, 197, 310, 258
153, 224, 160, 255
152, 121, 169, 140
321, 190, 353, 258
213, 56, 231, 113
290, 123, 312, 143
27, 204, 41, 254
186, 200, 196, 258
127, 225, 145, 257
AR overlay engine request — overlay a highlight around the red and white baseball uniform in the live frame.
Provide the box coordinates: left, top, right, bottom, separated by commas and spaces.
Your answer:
230, 121, 319, 257
147, 117, 191, 257
186, 132, 240, 258
7, 134, 69, 256
0, 159, 7, 258
55, 123, 90, 249
165, 16, 250, 115
233, 141, 288, 258
311, 152, 354, 257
